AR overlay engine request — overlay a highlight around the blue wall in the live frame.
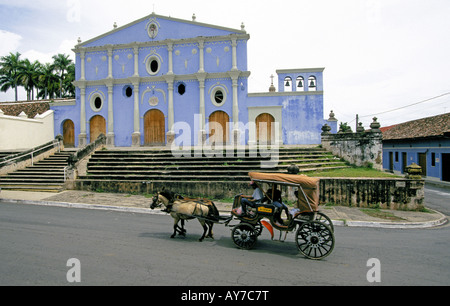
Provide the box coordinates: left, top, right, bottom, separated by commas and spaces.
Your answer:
51, 14, 330, 148
383, 138, 450, 181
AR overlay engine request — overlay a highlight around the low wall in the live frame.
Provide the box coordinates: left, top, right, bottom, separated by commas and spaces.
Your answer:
319, 178, 424, 210
73, 177, 425, 211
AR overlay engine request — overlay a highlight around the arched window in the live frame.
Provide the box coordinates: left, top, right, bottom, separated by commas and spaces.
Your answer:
308, 76, 317, 92
284, 77, 293, 92
296, 76, 304, 92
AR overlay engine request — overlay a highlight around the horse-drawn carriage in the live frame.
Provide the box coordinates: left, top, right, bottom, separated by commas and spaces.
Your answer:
151, 172, 335, 260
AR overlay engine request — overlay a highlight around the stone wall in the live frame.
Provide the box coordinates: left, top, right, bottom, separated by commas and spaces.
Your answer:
319, 178, 424, 210
321, 117, 383, 170
73, 176, 425, 211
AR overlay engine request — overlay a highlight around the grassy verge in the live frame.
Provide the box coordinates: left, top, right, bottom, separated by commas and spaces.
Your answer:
306, 166, 402, 178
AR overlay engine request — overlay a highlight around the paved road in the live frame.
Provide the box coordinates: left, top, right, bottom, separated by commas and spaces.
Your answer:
424, 185, 450, 217
1, 201, 449, 286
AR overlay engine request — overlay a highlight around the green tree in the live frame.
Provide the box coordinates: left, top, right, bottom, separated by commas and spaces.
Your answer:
52, 53, 72, 99
0, 52, 22, 101
17, 58, 41, 101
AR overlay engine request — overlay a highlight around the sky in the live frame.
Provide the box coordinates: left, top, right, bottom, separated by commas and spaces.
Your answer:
0, 0, 449, 128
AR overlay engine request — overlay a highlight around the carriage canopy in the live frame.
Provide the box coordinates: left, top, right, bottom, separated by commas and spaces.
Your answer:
248, 172, 320, 212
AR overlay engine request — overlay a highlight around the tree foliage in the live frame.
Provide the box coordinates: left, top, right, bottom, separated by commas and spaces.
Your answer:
0, 52, 75, 101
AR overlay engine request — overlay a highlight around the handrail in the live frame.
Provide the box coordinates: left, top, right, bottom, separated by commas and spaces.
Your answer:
0, 138, 62, 169
63, 134, 106, 182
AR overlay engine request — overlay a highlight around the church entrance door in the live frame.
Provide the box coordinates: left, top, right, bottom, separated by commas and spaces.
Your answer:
90, 115, 106, 143
144, 109, 165, 146
209, 111, 229, 144
256, 113, 275, 144
63, 119, 75, 147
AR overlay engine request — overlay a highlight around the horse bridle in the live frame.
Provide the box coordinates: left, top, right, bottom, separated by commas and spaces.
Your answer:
150, 194, 163, 209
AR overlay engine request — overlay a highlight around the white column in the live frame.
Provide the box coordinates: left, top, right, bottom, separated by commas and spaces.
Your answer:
107, 84, 115, 147
231, 37, 238, 71
229, 71, 241, 144
164, 75, 175, 145
107, 47, 113, 79
80, 51, 86, 80
198, 39, 205, 73
133, 46, 139, 77
79, 86, 87, 147
167, 41, 174, 75
132, 81, 140, 147
197, 74, 207, 144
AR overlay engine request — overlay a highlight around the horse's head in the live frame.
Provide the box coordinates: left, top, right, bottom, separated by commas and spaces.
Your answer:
150, 193, 163, 210
150, 192, 172, 210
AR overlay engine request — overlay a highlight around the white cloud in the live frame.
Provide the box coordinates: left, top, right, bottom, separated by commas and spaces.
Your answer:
0, 30, 22, 56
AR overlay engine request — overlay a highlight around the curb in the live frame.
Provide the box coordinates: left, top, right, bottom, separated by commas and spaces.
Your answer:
1, 198, 447, 229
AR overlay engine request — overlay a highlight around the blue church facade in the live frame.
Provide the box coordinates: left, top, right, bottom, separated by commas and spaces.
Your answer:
51, 13, 336, 148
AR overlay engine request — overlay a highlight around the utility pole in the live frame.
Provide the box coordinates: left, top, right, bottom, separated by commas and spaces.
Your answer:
356, 114, 359, 132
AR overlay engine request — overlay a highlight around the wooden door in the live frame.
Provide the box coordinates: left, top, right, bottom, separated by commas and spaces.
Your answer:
418, 153, 427, 176
90, 115, 106, 143
256, 113, 275, 144
209, 111, 229, 144
63, 119, 75, 147
442, 154, 450, 182
144, 109, 165, 146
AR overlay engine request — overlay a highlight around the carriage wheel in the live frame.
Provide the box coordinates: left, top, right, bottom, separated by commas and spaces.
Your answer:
231, 223, 258, 250
295, 221, 335, 260
316, 212, 334, 232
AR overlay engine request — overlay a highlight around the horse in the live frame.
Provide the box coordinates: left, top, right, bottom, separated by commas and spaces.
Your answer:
150, 190, 220, 242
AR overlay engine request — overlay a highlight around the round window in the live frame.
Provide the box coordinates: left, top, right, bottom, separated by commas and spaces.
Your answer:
146, 56, 161, 75
214, 90, 224, 104
90, 93, 104, 112
94, 97, 102, 109
150, 60, 159, 73
210, 86, 227, 107
124, 86, 133, 98
178, 83, 186, 96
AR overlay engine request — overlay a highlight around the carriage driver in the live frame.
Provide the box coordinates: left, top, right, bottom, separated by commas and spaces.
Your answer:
240, 181, 264, 217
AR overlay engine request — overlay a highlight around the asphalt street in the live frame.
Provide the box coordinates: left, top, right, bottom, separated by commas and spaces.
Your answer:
1, 200, 449, 286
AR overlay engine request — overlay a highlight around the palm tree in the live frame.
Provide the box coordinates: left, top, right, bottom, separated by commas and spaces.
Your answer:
63, 62, 75, 98
0, 52, 22, 101
37, 62, 59, 100
17, 59, 42, 101
52, 53, 72, 99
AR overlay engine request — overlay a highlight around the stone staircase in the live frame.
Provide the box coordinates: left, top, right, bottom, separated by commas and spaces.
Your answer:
0, 151, 72, 192
78, 147, 349, 183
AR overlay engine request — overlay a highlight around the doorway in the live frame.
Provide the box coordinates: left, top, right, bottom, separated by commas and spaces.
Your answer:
209, 111, 229, 144
63, 119, 75, 147
442, 154, 450, 182
256, 113, 275, 144
144, 109, 165, 146
89, 115, 106, 143
418, 153, 427, 176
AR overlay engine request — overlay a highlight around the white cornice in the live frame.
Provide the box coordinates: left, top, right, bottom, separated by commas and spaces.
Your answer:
73, 34, 250, 54
276, 68, 325, 74
248, 91, 324, 97
74, 71, 251, 87
74, 13, 248, 53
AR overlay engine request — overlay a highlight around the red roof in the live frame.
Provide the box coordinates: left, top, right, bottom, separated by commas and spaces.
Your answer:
382, 113, 450, 140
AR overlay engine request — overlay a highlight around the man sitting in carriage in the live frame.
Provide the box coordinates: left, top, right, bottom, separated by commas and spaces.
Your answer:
239, 181, 264, 217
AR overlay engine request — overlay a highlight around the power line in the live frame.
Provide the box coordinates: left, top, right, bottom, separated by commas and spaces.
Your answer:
359, 91, 450, 118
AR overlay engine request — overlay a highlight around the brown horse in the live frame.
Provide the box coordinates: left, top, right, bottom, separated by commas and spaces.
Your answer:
150, 191, 220, 242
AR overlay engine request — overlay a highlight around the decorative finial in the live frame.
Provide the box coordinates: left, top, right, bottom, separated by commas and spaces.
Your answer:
192, 13, 196, 21
241, 22, 245, 31
269, 74, 276, 92
113, 22, 117, 29
77, 37, 82, 44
